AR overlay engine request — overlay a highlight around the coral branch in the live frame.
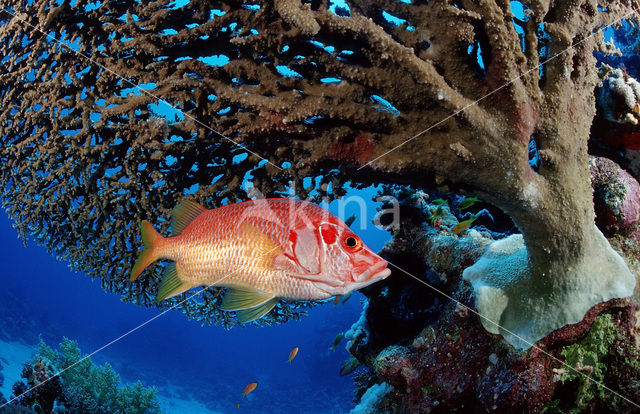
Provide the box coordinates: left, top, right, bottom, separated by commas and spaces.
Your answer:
0, 0, 637, 337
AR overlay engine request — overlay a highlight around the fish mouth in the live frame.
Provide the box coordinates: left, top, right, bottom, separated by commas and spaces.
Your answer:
353, 260, 391, 283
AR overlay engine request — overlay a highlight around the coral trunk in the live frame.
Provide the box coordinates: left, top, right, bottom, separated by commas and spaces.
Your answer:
464, 191, 636, 349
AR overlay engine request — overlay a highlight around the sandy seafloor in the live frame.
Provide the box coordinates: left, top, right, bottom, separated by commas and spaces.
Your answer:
0, 188, 389, 413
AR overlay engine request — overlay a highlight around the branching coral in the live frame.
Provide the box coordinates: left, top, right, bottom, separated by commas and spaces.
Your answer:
0, 0, 638, 335
11, 355, 62, 412
12, 338, 160, 414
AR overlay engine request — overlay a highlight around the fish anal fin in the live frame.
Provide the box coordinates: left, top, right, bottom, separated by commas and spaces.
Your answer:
156, 263, 194, 302
171, 200, 207, 236
236, 298, 278, 323
221, 288, 275, 311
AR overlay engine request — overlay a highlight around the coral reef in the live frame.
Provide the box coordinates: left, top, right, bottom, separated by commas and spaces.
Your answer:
350, 382, 394, 414
592, 43, 640, 179
11, 355, 62, 413
597, 67, 640, 129
594, 20, 640, 85
0, 0, 638, 333
590, 156, 640, 238
9, 338, 160, 414
463, 228, 633, 350
553, 314, 623, 413
345, 186, 640, 413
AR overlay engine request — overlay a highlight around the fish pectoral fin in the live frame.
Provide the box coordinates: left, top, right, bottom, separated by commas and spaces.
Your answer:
237, 222, 283, 266
156, 263, 194, 302
273, 253, 306, 273
221, 288, 276, 311
236, 298, 278, 323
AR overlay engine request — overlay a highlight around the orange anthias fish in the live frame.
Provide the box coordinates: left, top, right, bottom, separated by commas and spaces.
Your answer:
130, 198, 391, 322
242, 382, 258, 397
288, 346, 299, 363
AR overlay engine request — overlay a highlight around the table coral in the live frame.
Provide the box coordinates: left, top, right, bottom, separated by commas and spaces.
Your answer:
0, 1, 638, 336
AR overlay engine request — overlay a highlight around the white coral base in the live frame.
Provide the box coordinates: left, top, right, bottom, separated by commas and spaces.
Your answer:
462, 225, 636, 351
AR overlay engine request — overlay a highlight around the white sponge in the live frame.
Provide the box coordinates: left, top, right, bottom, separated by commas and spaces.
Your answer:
463, 225, 636, 351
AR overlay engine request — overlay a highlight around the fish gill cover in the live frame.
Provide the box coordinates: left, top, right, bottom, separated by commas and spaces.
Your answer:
0, 0, 638, 342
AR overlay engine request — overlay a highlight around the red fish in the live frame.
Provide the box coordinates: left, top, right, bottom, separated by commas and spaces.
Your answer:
242, 382, 257, 397
130, 199, 391, 322
288, 346, 299, 363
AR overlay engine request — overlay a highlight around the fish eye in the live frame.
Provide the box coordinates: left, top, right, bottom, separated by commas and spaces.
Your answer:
343, 235, 362, 251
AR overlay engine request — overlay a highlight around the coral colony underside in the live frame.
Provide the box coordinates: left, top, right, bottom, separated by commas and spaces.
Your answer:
0, 0, 640, 412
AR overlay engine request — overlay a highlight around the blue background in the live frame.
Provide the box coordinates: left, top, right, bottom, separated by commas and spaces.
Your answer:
0, 188, 390, 413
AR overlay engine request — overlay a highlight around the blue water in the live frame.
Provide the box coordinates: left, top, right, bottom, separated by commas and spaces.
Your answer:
0, 195, 389, 413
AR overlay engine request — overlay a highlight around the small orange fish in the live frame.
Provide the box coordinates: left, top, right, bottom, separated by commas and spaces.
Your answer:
451, 216, 477, 235
288, 346, 299, 363
236, 403, 240, 409
130, 199, 391, 323
242, 382, 258, 398
333, 295, 341, 306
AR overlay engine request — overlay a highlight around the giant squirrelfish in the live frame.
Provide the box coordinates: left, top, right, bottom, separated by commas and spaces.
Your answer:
130, 198, 391, 322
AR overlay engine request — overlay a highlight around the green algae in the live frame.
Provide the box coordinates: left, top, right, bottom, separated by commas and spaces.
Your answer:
543, 314, 620, 414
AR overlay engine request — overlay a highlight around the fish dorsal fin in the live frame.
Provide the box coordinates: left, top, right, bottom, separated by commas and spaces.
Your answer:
171, 200, 207, 236
236, 298, 278, 323
237, 222, 283, 265
345, 214, 357, 228
156, 263, 194, 302
221, 287, 275, 311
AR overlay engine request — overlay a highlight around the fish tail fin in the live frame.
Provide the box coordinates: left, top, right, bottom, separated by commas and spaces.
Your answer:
130, 220, 164, 281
